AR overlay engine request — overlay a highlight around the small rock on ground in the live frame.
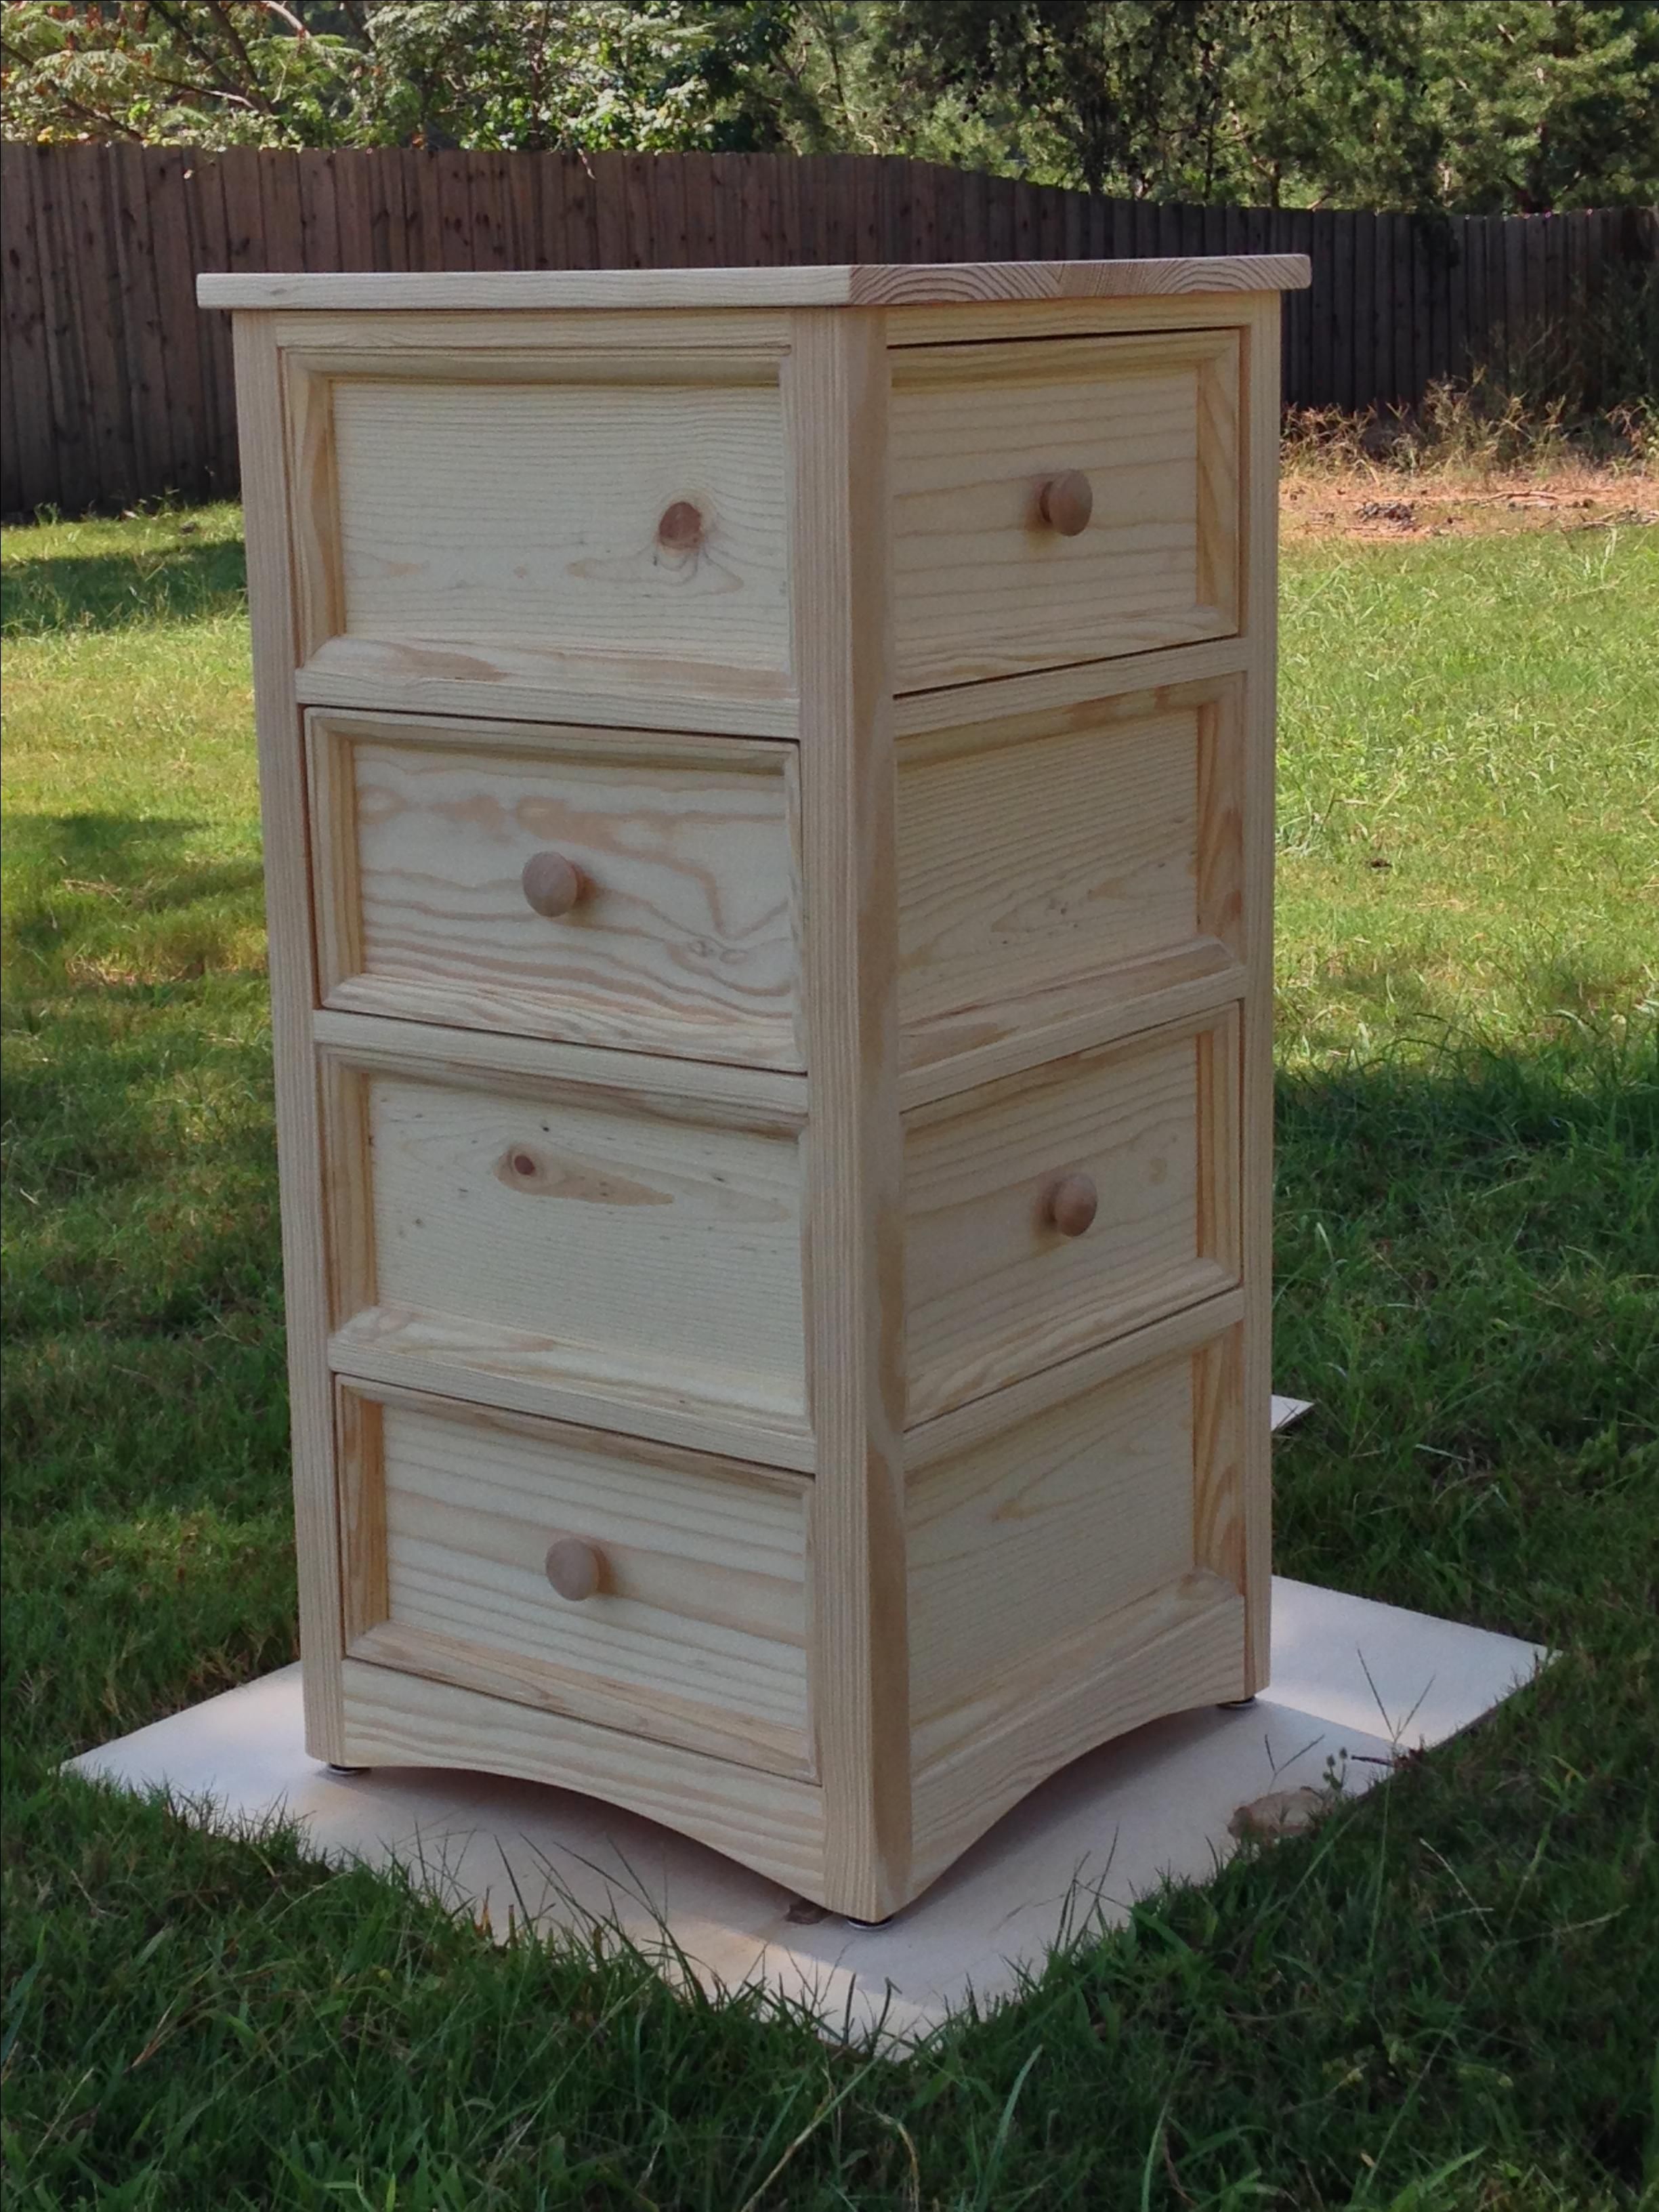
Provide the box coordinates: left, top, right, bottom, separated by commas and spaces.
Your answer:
1229, 1786, 1330, 1840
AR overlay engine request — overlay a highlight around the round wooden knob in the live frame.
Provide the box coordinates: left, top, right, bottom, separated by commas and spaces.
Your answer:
545, 1538, 602, 1602
1047, 1173, 1098, 1237
657, 499, 705, 550
1038, 471, 1093, 537
522, 850, 583, 919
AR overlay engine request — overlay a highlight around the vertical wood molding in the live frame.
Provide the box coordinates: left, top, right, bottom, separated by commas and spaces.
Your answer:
1192, 1324, 1246, 1604
232, 311, 348, 1759
315, 1055, 375, 1329
1239, 293, 1281, 1690
786, 308, 912, 1917
1194, 677, 1246, 961
303, 711, 362, 1003
282, 356, 343, 662
335, 1381, 388, 1646
1196, 1002, 1243, 1282
1194, 330, 1240, 627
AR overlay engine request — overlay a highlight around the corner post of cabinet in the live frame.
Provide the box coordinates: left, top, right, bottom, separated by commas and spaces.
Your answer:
1238, 290, 1284, 1693
784, 306, 912, 1918
229, 308, 348, 1761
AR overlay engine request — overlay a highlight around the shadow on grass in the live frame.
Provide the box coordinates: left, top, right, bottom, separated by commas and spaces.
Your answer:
1312, 946, 1655, 1038
1271, 1022, 1658, 1634
2, 1003, 1654, 2204
3, 812, 265, 984
0, 533, 247, 636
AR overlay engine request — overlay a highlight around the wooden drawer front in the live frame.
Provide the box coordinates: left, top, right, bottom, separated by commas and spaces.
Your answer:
903, 1007, 1240, 1423
322, 1050, 809, 1447
897, 678, 1242, 1067
906, 1313, 1244, 1768
338, 1385, 814, 1776
890, 331, 1240, 690
303, 358, 790, 685
310, 713, 803, 1069
328, 377, 790, 665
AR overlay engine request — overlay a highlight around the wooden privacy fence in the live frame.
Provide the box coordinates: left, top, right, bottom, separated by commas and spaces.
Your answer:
4, 144, 1655, 517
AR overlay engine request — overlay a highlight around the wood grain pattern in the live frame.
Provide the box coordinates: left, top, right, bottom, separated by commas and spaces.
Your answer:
284, 356, 343, 663
337, 1381, 814, 1775
308, 710, 804, 1068
327, 1315, 817, 1474
230, 312, 348, 1764
339, 1658, 827, 1896
1195, 689, 1246, 957
293, 631, 799, 744
310, 1008, 807, 1123
318, 1049, 808, 1437
336, 1379, 386, 1647
890, 331, 1240, 690
786, 308, 913, 1919
903, 1008, 1242, 1423
1192, 1322, 1246, 1595
908, 1572, 1244, 1887
268, 309, 795, 357
891, 632, 1248, 738
907, 1345, 1204, 1744
881, 289, 1293, 348
319, 364, 791, 675
905, 1287, 1244, 1472
897, 678, 1245, 1056
199, 257, 1311, 312
897, 943, 1246, 1110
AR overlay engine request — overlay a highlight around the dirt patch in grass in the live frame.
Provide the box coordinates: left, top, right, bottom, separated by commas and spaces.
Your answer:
1282, 464, 1658, 542
1280, 383, 1656, 541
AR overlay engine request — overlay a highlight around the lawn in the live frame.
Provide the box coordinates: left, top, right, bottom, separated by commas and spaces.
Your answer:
2, 506, 1656, 2209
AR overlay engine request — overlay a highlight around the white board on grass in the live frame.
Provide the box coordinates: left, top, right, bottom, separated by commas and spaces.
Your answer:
68, 1577, 1542, 2045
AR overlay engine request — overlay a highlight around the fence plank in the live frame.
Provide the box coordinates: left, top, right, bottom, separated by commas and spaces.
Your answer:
1504, 214, 1528, 389
31, 147, 100, 513
182, 151, 235, 493
3, 148, 1644, 516
150, 148, 211, 497
297, 147, 339, 273
1333, 210, 1357, 411
1307, 201, 1332, 404
109, 142, 175, 498
71, 148, 140, 506
5, 146, 59, 513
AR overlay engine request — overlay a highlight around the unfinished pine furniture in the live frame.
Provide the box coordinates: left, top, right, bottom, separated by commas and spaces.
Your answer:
201, 254, 1309, 1921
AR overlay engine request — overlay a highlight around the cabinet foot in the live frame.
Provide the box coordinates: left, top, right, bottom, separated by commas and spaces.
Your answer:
324, 1762, 371, 1776
843, 1913, 896, 1929
1217, 1695, 1257, 1711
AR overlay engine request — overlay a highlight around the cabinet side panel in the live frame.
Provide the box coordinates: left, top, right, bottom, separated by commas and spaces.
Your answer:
232, 312, 345, 1758
787, 308, 912, 1917
1240, 295, 1281, 1688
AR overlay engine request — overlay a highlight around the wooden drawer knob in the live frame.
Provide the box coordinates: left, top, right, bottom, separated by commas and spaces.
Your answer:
545, 1537, 602, 1602
522, 850, 583, 919
1038, 471, 1094, 537
1047, 1173, 1099, 1237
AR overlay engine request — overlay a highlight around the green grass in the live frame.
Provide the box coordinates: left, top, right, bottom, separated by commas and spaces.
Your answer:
3, 507, 1656, 2209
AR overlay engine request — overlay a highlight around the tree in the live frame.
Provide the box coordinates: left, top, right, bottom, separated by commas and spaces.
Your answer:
0, 1, 817, 152
1, 3, 365, 145
1420, 1, 1659, 211
3, 0, 1656, 210
852, 0, 1659, 208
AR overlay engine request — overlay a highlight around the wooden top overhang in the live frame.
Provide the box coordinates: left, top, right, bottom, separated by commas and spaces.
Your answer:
197, 255, 1311, 314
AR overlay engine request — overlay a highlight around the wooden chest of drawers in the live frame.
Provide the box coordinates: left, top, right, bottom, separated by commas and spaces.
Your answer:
202, 253, 1308, 1920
